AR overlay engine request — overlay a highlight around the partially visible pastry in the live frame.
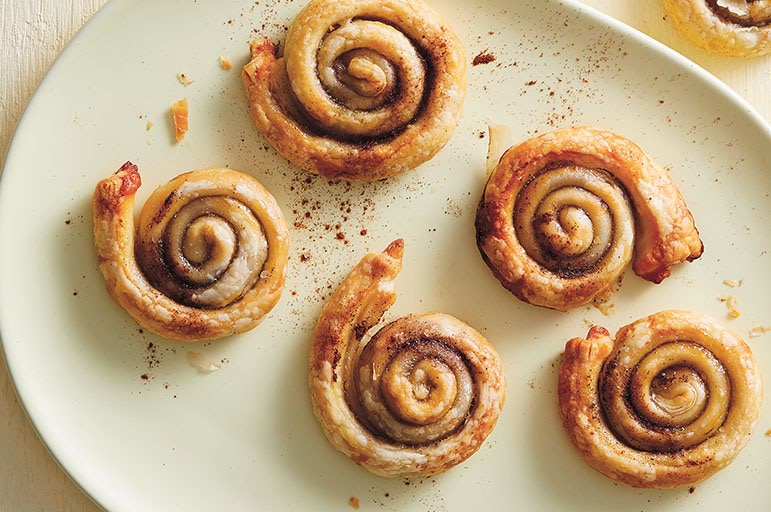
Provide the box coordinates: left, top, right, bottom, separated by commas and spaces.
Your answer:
664, 0, 771, 56
309, 240, 505, 477
242, 0, 467, 181
558, 310, 763, 488
93, 162, 290, 341
475, 126, 703, 311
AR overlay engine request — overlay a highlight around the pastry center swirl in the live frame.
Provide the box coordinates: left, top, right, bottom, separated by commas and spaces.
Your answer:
602, 341, 731, 452
514, 165, 632, 276
706, 0, 771, 27
356, 339, 475, 445
143, 196, 269, 309
293, 18, 427, 139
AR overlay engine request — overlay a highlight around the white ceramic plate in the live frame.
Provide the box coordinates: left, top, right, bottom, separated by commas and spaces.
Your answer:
2, 0, 770, 510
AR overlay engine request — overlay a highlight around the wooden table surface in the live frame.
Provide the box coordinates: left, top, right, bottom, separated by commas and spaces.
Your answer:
1, 1, 769, 510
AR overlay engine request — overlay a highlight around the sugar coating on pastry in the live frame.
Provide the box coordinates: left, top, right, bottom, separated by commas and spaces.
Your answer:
475, 126, 703, 311
93, 162, 290, 341
664, 0, 771, 56
241, 0, 467, 181
309, 240, 506, 477
558, 310, 763, 488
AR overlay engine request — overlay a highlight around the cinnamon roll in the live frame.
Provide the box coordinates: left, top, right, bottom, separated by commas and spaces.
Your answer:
558, 310, 763, 488
664, 0, 771, 56
475, 126, 703, 311
309, 240, 505, 476
241, 0, 467, 181
93, 162, 290, 341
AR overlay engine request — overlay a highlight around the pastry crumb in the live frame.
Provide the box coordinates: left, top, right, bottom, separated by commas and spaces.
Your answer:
749, 326, 771, 338
722, 279, 737, 287
219, 56, 233, 70
765, 428, 771, 437
592, 297, 615, 316
186, 351, 221, 373
718, 294, 741, 318
145, 121, 154, 131
177, 72, 194, 86
348, 496, 360, 510
171, 98, 189, 142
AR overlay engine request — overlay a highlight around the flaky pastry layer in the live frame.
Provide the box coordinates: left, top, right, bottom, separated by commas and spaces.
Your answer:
309, 240, 505, 476
92, 163, 289, 341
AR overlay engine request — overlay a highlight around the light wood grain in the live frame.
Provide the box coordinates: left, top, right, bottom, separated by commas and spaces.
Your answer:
1, 1, 108, 509
0, 1, 769, 510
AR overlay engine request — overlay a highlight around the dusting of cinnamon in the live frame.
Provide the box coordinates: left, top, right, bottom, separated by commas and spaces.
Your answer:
472, 49, 496, 66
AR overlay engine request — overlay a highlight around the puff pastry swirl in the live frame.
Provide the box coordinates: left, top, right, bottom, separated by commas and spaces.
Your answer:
475, 126, 703, 311
558, 310, 763, 488
93, 162, 290, 341
664, 0, 771, 56
241, 0, 467, 181
309, 240, 505, 476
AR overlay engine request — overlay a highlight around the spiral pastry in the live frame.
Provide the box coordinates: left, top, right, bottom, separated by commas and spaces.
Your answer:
309, 240, 505, 476
475, 126, 704, 311
664, 0, 771, 56
92, 162, 290, 341
241, 0, 467, 181
558, 310, 763, 488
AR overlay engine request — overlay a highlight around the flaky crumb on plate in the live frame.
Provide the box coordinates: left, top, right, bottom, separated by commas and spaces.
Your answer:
186, 351, 221, 373
171, 98, 189, 142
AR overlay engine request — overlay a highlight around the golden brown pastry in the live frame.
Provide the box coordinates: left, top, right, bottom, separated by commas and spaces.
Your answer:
241, 0, 467, 181
664, 0, 771, 56
309, 240, 505, 477
559, 310, 763, 488
93, 162, 290, 341
475, 126, 703, 311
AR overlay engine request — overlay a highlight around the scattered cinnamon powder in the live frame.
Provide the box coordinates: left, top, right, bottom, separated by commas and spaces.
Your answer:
472, 49, 496, 66
171, 98, 189, 142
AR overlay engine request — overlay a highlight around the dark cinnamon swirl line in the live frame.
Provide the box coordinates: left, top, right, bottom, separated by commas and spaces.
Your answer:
705, 0, 771, 27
